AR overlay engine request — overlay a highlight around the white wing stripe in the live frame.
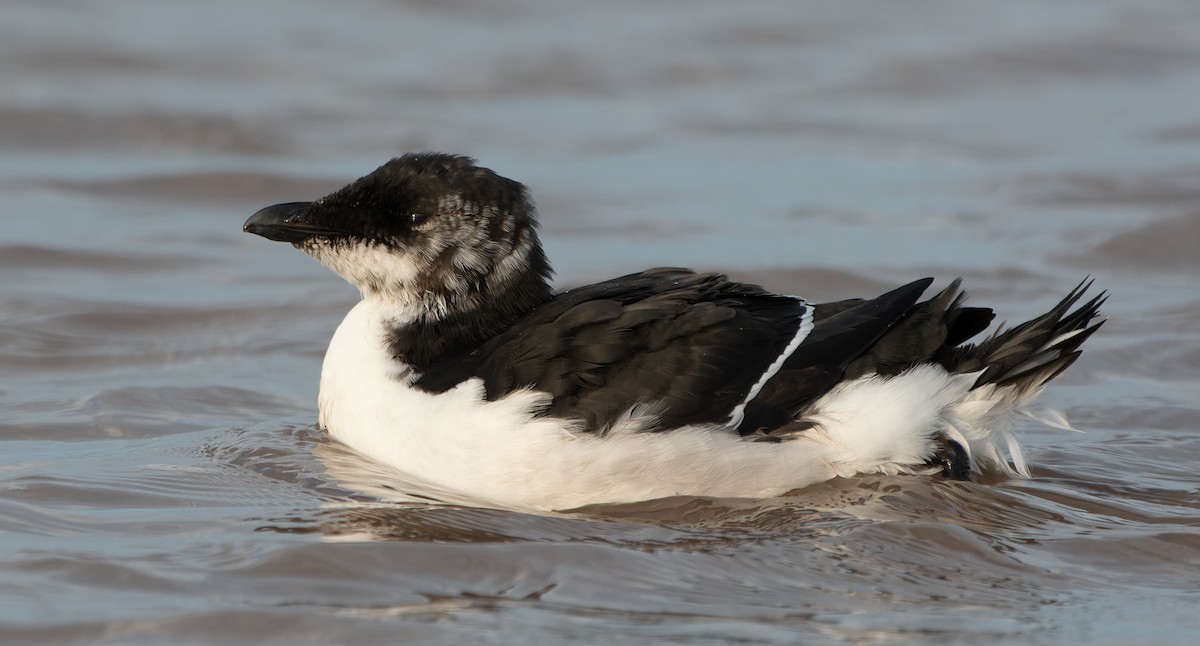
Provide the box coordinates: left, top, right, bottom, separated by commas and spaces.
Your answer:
726, 297, 814, 429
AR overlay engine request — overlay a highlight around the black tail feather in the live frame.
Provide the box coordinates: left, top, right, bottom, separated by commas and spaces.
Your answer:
945, 278, 1107, 393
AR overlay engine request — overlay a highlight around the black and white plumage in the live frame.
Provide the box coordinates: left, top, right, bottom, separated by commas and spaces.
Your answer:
244, 153, 1105, 511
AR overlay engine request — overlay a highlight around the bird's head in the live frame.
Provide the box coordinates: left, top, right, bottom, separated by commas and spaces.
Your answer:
245, 153, 552, 320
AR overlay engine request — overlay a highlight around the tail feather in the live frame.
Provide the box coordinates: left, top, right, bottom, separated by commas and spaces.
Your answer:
932, 279, 1105, 478
948, 278, 1107, 392
800, 278, 1105, 482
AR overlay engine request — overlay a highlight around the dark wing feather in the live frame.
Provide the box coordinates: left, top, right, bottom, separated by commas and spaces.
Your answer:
736, 278, 934, 433
415, 268, 808, 433
842, 278, 991, 380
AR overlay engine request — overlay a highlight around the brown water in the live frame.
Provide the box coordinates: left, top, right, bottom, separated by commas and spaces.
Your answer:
2, 0, 1199, 643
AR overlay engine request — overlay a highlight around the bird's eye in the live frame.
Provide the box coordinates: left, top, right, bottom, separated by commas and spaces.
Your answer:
409, 213, 430, 225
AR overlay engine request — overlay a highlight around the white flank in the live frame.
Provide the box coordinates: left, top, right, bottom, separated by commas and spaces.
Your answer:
318, 300, 1042, 512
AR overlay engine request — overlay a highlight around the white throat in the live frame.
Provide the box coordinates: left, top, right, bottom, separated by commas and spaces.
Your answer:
307, 242, 423, 305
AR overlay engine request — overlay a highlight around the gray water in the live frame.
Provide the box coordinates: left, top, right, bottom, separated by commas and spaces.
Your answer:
2, 0, 1199, 643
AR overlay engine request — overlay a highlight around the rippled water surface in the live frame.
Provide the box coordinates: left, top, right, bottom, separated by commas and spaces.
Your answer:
3, 0, 1199, 643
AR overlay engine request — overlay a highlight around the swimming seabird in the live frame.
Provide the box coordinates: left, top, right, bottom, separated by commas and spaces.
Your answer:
244, 152, 1105, 511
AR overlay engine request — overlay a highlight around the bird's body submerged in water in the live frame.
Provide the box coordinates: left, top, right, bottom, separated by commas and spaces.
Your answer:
244, 153, 1105, 512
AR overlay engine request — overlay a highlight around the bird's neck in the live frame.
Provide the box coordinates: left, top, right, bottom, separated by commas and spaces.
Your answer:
379, 259, 553, 373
